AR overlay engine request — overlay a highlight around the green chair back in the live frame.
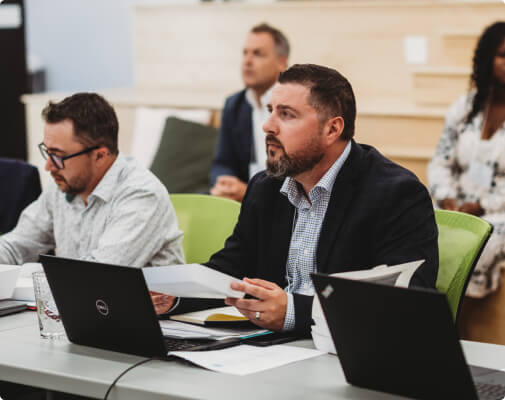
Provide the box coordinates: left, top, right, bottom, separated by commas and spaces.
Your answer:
435, 209, 492, 321
170, 194, 241, 264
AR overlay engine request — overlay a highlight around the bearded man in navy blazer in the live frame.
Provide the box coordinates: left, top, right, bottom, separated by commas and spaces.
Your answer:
215, 63, 439, 335
156, 64, 438, 336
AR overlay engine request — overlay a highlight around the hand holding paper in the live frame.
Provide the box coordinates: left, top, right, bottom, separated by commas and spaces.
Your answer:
225, 277, 287, 331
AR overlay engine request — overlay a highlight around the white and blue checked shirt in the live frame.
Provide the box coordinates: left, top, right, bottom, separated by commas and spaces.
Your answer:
280, 142, 351, 331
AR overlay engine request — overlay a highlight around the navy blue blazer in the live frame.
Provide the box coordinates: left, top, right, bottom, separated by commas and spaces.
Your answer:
0, 158, 41, 234
206, 141, 439, 334
210, 89, 252, 185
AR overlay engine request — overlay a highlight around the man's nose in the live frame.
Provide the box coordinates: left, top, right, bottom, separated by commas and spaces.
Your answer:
243, 52, 253, 65
263, 113, 278, 136
45, 157, 56, 172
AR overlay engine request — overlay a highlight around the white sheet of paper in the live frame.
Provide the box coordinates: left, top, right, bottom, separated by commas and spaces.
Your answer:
170, 344, 325, 375
143, 264, 244, 298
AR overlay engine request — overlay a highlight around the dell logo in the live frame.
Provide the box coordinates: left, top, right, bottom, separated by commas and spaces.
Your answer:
95, 299, 109, 316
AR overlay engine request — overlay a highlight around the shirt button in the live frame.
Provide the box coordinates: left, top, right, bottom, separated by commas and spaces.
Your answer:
310, 212, 315, 217
304, 249, 309, 255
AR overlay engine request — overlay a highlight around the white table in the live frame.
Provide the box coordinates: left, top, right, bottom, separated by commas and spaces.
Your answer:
0, 312, 503, 400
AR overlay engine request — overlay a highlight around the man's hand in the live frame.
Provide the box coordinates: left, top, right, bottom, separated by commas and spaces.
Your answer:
210, 175, 247, 202
225, 277, 287, 331
149, 291, 175, 315
441, 198, 458, 211
458, 202, 484, 216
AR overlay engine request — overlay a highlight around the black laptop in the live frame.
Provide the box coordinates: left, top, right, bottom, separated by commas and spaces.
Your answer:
40, 255, 246, 358
311, 273, 505, 400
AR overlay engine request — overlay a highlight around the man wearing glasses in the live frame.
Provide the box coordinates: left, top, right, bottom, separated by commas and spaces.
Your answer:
0, 92, 185, 268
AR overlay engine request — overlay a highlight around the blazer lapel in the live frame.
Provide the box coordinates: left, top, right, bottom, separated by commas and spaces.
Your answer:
317, 141, 364, 273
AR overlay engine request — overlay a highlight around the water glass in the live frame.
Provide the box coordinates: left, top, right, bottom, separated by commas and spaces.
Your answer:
32, 272, 65, 339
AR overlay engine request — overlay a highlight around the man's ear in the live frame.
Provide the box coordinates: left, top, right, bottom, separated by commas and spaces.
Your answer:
325, 116, 345, 145
95, 147, 109, 161
277, 56, 288, 72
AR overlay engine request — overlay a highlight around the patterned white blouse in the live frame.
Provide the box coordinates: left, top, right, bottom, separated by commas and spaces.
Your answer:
428, 92, 505, 297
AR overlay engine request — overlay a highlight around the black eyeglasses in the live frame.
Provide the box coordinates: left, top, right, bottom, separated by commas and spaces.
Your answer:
38, 142, 99, 170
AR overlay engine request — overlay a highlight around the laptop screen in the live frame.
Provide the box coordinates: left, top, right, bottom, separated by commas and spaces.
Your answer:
311, 273, 478, 399
40, 255, 168, 357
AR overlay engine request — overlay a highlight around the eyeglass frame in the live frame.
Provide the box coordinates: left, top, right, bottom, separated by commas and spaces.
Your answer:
38, 142, 100, 170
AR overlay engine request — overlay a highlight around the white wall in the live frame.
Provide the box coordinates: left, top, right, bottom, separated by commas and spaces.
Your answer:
24, 0, 199, 92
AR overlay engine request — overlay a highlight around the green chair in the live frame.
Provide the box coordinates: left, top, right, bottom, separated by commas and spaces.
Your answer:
435, 209, 492, 322
170, 194, 241, 264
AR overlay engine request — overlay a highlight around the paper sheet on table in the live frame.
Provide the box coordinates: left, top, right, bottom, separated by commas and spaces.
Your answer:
170, 344, 325, 375
160, 320, 269, 340
143, 264, 244, 298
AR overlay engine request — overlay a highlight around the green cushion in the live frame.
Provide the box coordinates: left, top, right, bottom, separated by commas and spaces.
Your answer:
435, 210, 492, 321
170, 194, 241, 264
150, 116, 218, 193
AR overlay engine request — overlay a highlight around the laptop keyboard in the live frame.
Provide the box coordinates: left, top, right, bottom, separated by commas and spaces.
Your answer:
475, 382, 505, 400
163, 337, 214, 352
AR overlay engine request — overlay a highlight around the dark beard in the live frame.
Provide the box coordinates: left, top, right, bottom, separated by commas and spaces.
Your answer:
265, 134, 324, 179
266, 151, 323, 179
52, 173, 86, 195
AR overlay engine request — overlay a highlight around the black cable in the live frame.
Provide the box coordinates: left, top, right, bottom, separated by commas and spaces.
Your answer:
103, 356, 155, 400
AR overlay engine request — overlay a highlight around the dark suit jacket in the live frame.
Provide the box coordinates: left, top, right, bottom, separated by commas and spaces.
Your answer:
205, 141, 439, 335
0, 158, 41, 234
210, 89, 252, 185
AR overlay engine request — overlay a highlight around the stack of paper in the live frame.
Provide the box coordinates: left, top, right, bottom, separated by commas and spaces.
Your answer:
11, 263, 43, 301
159, 319, 270, 341
0, 265, 21, 299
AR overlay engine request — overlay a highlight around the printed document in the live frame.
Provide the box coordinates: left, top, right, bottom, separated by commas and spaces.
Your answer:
170, 344, 325, 375
143, 264, 244, 298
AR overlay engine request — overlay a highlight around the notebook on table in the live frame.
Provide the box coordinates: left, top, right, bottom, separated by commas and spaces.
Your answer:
311, 272, 505, 400
39, 255, 263, 358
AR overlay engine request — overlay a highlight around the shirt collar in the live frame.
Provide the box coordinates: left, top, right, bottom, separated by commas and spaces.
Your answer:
280, 141, 352, 206
245, 86, 274, 110
88, 153, 126, 203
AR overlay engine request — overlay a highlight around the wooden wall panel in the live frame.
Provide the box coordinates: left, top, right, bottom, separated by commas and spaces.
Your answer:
133, 1, 503, 104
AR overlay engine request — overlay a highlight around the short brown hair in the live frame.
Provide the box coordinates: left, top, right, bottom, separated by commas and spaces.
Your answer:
278, 64, 356, 140
42, 92, 119, 154
251, 23, 290, 58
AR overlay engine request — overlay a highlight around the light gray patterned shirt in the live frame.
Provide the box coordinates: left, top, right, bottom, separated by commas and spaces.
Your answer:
280, 142, 351, 331
0, 154, 185, 267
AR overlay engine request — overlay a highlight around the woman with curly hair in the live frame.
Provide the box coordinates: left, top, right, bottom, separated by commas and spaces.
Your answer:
428, 21, 505, 298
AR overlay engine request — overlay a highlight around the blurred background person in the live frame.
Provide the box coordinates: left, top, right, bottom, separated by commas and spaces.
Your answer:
209, 23, 289, 202
428, 21, 505, 298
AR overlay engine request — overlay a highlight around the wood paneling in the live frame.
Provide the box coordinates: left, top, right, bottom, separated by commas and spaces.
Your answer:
133, 1, 502, 104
